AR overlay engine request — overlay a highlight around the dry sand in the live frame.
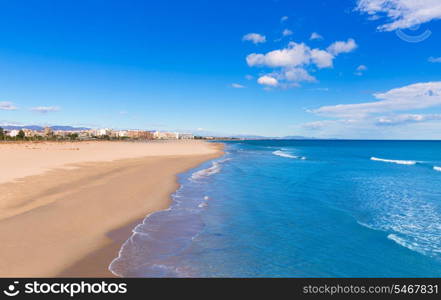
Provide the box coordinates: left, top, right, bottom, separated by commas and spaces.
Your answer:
0, 140, 223, 277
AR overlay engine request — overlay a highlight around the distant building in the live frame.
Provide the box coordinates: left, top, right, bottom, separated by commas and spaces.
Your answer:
97, 128, 112, 136
153, 131, 179, 140
177, 133, 194, 139
23, 129, 37, 137
85, 129, 97, 137
54, 130, 68, 138
0, 126, 197, 141
127, 130, 154, 140
43, 127, 53, 137
117, 130, 128, 138
78, 131, 91, 139
7, 130, 19, 137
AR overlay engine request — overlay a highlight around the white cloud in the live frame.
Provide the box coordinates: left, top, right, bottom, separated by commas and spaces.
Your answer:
245, 74, 254, 80
246, 39, 356, 86
257, 75, 278, 86
302, 82, 441, 138
0, 121, 25, 126
310, 87, 330, 92
428, 56, 441, 63
356, 0, 441, 31
354, 64, 368, 76
246, 42, 311, 68
282, 29, 293, 36
303, 119, 357, 130
327, 39, 358, 55
281, 16, 289, 22
31, 106, 60, 113
231, 83, 245, 88
0, 101, 17, 111
357, 65, 368, 71
242, 33, 266, 44
310, 32, 323, 40
375, 113, 441, 125
283, 67, 316, 82
311, 49, 334, 68
313, 81, 441, 118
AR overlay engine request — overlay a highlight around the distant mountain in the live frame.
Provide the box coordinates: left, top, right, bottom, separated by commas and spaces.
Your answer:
196, 133, 319, 140
228, 135, 319, 140
50, 126, 90, 131
229, 135, 274, 139
281, 136, 318, 140
0, 125, 90, 131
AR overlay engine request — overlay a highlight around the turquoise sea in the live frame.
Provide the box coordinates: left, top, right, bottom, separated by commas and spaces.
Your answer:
110, 140, 441, 277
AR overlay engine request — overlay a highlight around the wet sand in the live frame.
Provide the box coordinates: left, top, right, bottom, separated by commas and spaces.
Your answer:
0, 140, 223, 277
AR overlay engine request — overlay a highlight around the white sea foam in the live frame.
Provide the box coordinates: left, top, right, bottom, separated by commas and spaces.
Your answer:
433, 166, 441, 172
370, 157, 416, 165
190, 158, 230, 181
357, 180, 441, 260
198, 202, 208, 208
273, 150, 306, 160
356, 221, 377, 231
387, 234, 429, 256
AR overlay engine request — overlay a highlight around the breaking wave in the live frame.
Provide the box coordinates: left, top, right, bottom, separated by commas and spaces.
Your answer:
273, 150, 306, 160
190, 158, 231, 181
370, 157, 416, 165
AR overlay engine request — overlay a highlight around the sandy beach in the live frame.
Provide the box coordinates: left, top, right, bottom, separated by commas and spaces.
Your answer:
0, 140, 223, 277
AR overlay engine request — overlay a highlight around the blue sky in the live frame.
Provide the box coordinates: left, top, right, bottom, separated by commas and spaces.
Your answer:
1, 0, 441, 138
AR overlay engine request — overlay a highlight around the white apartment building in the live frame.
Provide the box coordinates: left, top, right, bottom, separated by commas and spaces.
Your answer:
97, 128, 112, 136
117, 130, 128, 137
153, 131, 179, 140
177, 133, 194, 139
7, 130, 19, 137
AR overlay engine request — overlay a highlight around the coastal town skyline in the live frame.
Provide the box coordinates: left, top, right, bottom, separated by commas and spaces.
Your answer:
1, 0, 441, 139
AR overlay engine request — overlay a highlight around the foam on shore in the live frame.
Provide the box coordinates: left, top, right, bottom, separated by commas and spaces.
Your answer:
109, 154, 229, 277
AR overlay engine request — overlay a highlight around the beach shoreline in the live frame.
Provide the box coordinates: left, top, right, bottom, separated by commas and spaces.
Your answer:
0, 140, 224, 277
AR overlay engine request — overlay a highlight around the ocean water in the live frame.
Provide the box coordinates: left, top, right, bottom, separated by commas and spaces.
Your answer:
110, 140, 441, 277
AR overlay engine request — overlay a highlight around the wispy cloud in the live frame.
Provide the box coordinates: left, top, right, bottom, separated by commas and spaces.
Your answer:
303, 81, 441, 138
282, 29, 293, 36
356, 0, 441, 31
242, 33, 266, 44
310, 32, 323, 40
257, 75, 278, 87
280, 16, 289, 22
428, 56, 441, 63
375, 113, 441, 125
326, 39, 357, 56
0, 120, 25, 126
312, 81, 441, 118
231, 83, 245, 88
310, 87, 330, 92
303, 119, 357, 130
354, 64, 368, 76
31, 106, 60, 113
0, 101, 17, 111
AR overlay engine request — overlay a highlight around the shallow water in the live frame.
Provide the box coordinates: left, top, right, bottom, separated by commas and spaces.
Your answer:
110, 140, 441, 277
